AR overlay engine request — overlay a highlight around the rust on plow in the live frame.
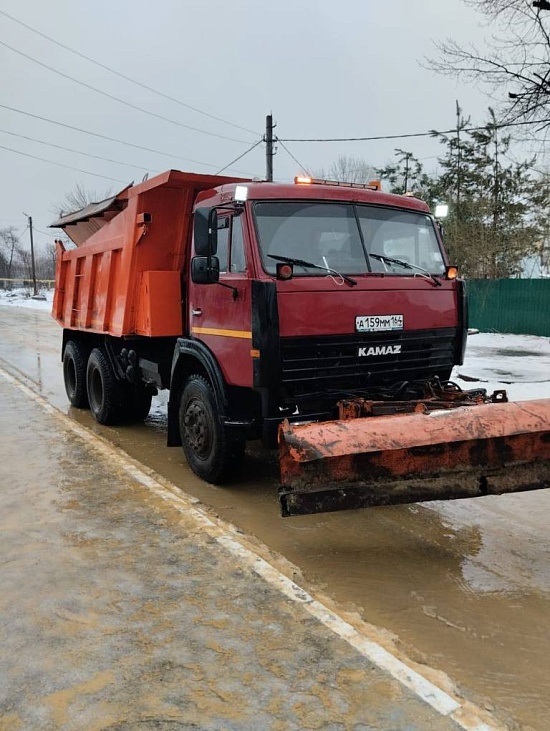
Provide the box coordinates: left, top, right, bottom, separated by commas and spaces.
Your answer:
337, 382, 507, 419
278, 399, 550, 516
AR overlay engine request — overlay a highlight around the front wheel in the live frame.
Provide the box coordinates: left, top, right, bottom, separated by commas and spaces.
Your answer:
179, 374, 245, 484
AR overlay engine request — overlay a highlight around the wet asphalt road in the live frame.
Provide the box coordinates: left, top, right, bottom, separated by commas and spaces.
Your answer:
1, 372, 470, 731
1, 305, 550, 730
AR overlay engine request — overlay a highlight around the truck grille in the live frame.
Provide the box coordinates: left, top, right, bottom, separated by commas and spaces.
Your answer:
280, 328, 457, 397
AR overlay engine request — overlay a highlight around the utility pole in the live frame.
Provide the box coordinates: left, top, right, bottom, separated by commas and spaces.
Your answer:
455, 100, 461, 223
403, 152, 411, 193
264, 114, 275, 182
23, 213, 38, 296
492, 126, 499, 279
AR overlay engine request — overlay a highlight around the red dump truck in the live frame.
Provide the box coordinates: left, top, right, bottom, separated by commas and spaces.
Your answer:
51, 170, 550, 516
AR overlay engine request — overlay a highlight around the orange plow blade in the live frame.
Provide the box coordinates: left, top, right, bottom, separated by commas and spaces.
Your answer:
278, 399, 550, 516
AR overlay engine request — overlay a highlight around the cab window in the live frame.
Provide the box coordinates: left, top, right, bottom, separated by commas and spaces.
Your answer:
217, 216, 230, 272
217, 214, 247, 275
357, 207, 445, 274
229, 215, 247, 273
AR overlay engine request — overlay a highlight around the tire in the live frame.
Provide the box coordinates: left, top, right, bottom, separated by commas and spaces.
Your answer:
86, 347, 124, 425
129, 386, 153, 422
63, 340, 89, 408
179, 374, 245, 484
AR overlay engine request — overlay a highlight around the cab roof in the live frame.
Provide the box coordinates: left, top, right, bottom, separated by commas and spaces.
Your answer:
198, 180, 431, 213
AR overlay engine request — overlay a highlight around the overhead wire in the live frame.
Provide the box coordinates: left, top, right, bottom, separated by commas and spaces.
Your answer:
0, 104, 256, 176
0, 144, 127, 183
276, 138, 311, 175
1, 9, 547, 184
278, 118, 550, 142
32, 227, 56, 237
0, 39, 255, 145
0, 8, 258, 137
216, 139, 263, 175
0, 128, 154, 173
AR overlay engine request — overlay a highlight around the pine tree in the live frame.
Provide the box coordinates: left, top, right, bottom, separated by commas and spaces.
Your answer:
376, 149, 435, 197
432, 109, 541, 278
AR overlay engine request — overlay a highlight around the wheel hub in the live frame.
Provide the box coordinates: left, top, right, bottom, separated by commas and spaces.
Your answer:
184, 400, 211, 456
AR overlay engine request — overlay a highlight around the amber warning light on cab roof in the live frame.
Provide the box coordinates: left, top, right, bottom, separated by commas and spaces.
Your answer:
294, 176, 382, 191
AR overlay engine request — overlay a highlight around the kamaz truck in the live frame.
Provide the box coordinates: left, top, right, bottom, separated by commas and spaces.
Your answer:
51, 170, 550, 516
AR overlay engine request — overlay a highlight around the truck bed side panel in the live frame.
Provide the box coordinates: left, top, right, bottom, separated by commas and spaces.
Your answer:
53, 188, 192, 337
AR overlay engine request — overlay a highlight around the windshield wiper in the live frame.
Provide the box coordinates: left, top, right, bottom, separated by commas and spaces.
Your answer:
268, 254, 357, 286
369, 253, 441, 287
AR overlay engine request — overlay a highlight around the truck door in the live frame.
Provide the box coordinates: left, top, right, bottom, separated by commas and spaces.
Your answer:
188, 212, 253, 387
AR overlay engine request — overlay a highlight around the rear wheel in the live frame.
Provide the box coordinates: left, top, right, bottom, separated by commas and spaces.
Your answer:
179, 374, 245, 484
63, 340, 89, 408
128, 386, 153, 422
86, 348, 124, 425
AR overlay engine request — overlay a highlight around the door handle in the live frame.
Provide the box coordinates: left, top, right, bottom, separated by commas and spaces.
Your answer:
191, 308, 202, 317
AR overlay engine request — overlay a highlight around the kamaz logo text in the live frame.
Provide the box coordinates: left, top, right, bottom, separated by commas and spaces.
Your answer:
358, 345, 401, 357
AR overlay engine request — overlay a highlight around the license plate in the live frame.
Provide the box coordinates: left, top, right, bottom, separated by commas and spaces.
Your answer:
356, 314, 404, 332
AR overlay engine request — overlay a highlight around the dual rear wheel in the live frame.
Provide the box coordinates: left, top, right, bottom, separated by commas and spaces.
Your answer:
62, 342, 152, 425
62, 342, 244, 484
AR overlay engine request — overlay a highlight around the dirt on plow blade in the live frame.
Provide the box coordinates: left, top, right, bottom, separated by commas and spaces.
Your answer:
278, 399, 550, 517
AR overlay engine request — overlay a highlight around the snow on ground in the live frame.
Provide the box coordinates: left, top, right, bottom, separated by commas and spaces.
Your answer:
452, 332, 550, 401
1, 288, 549, 402
0, 287, 53, 309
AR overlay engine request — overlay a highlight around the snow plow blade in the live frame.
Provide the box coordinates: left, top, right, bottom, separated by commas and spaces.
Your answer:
278, 399, 550, 517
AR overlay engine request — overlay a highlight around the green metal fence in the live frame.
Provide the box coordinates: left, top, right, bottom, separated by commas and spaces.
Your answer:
467, 279, 550, 336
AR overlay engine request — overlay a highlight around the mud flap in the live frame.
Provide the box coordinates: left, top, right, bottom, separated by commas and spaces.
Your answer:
278, 399, 550, 517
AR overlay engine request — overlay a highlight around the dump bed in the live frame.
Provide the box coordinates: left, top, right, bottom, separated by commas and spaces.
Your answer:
51, 170, 247, 337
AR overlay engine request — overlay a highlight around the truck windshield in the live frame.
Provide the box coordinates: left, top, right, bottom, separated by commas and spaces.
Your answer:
253, 201, 446, 277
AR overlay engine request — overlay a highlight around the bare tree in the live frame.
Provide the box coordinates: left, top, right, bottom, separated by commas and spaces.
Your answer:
425, 1, 550, 132
0, 227, 21, 282
316, 155, 377, 184
52, 183, 113, 251
15, 245, 34, 283
55, 182, 112, 217
36, 244, 57, 281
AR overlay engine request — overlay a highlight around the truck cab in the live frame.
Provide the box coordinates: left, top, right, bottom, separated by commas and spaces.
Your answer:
178, 178, 466, 455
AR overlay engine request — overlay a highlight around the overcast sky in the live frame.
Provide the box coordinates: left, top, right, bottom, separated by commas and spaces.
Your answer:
1, 0, 497, 253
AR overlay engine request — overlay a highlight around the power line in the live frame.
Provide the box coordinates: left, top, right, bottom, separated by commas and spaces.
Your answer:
279, 131, 452, 142
276, 138, 311, 175
0, 39, 254, 145
0, 104, 255, 175
278, 118, 550, 142
0, 128, 154, 173
216, 139, 263, 174
0, 8, 258, 137
0, 144, 127, 183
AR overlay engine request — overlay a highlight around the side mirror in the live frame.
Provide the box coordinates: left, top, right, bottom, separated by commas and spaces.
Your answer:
191, 256, 220, 284
194, 207, 218, 256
